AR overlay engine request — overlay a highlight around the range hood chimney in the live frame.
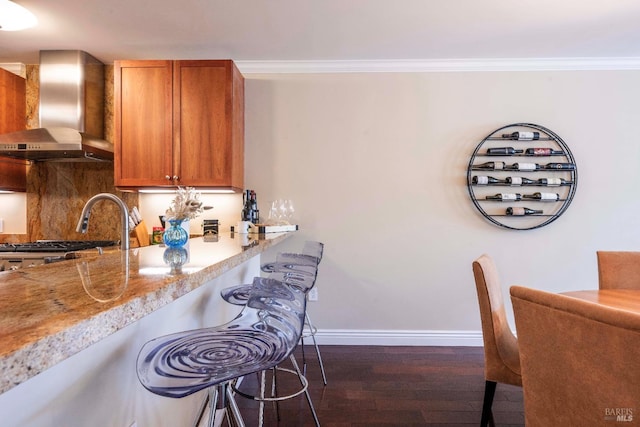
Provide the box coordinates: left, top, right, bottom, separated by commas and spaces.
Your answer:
0, 50, 114, 162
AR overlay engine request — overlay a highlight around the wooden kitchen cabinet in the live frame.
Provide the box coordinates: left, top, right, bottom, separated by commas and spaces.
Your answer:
0, 67, 27, 192
0, 156, 28, 192
114, 60, 244, 191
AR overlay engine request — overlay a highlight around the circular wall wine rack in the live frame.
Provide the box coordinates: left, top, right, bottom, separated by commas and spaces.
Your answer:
467, 123, 578, 230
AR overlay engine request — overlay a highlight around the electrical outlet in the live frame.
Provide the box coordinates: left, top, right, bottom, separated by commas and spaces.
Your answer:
308, 288, 318, 301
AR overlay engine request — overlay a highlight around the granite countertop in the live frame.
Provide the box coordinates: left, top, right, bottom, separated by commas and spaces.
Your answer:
0, 232, 292, 394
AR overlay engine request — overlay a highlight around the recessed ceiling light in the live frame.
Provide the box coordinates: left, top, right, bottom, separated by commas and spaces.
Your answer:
0, 0, 37, 31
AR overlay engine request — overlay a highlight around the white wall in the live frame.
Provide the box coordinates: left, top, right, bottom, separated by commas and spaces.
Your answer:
0, 192, 27, 234
6, 69, 638, 345
139, 193, 243, 235
243, 70, 640, 344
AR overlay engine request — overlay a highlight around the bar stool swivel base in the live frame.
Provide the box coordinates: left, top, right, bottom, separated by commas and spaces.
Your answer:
192, 382, 245, 427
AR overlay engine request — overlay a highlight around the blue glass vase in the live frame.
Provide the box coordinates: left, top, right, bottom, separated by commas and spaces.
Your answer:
163, 219, 189, 248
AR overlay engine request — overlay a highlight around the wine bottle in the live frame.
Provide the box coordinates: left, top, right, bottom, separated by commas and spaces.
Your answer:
249, 190, 260, 224
473, 161, 505, 170
509, 162, 540, 171
524, 148, 564, 156
241, 189, 252, 221
523, 192, 560, 201
501, 131, 540, 141
544, 162, 576, 170
486, 193, 522, 201
537, 177, 568, 186
506, 176, 536, 186
506, 207, 543, 216
472, 175, 501, 185
486, 147, 524, 156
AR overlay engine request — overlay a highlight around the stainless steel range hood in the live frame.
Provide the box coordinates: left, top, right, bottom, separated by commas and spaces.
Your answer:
0, 50, 114, 162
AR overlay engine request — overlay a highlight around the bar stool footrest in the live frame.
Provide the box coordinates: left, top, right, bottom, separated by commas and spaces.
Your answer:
232, 366, 309, 402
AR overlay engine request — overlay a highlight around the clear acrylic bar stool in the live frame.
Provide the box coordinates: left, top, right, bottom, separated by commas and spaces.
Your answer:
221, 242, 328, 386
262, 246, 327, 386
137, 277, 319, 427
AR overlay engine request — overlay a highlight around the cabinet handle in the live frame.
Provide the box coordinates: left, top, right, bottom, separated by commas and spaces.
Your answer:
173, 175, 179, 181
165, 175, 171, 181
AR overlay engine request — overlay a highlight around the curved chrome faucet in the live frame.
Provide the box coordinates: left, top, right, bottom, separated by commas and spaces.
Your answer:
76, 193, 130, 251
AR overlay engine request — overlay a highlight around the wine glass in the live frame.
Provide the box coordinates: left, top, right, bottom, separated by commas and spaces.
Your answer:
284, 199, 295, 222
269, 199, 280, 223
268, 199, 284, 224
267, 199, 295, 224
278, 199, 287, 220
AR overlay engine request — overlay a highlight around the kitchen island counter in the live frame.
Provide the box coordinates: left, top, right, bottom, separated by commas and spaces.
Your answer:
0, 232, 291, 395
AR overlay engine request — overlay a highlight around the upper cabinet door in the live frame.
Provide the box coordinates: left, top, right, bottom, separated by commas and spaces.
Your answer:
0, 68, 27, 192
114, 59, 244, 192
174, 60, 244, 189
114, 60, 174, 188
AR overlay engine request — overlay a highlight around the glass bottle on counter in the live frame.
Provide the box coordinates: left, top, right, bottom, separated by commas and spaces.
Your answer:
473, 161, 505, 170
523, 192, 560, 201
485, 147, 523, 156
472, 175, 502, 185
241, 189, 253, 221
506, 207, 543, 216
501, 131, 540, 141
525, 148, 564, 156
506, 176, 536, 186
249, 190, 259, 224
486, 193, 522, 201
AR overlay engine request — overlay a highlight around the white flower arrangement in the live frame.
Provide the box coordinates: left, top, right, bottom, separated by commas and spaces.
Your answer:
165, 187, 204, 221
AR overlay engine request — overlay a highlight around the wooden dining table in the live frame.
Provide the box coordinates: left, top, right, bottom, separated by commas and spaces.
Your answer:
560, 289, 640, 314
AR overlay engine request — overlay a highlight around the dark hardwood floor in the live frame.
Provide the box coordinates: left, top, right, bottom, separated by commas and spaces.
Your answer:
233, 345, 524, 426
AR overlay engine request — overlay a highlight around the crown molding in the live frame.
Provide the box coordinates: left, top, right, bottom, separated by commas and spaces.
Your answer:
0, 63, 26, 78
236, 57, 640, 74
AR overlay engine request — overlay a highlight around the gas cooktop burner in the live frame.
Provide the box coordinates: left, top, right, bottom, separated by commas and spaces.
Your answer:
0, 240, 119, 253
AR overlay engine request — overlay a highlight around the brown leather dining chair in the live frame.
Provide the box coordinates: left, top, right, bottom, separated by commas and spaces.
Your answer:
596, 251, 640, 289
472, 254, 522, 427
510, 285, 640, 427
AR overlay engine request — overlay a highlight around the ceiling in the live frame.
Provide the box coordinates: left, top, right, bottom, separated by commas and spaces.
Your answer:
2, 0, 640, 67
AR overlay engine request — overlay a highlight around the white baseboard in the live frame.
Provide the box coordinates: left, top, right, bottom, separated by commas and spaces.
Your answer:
307, 329, 483, 347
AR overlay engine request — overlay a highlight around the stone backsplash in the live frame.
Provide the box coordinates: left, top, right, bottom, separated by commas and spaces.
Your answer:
1, 64, 138, 243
